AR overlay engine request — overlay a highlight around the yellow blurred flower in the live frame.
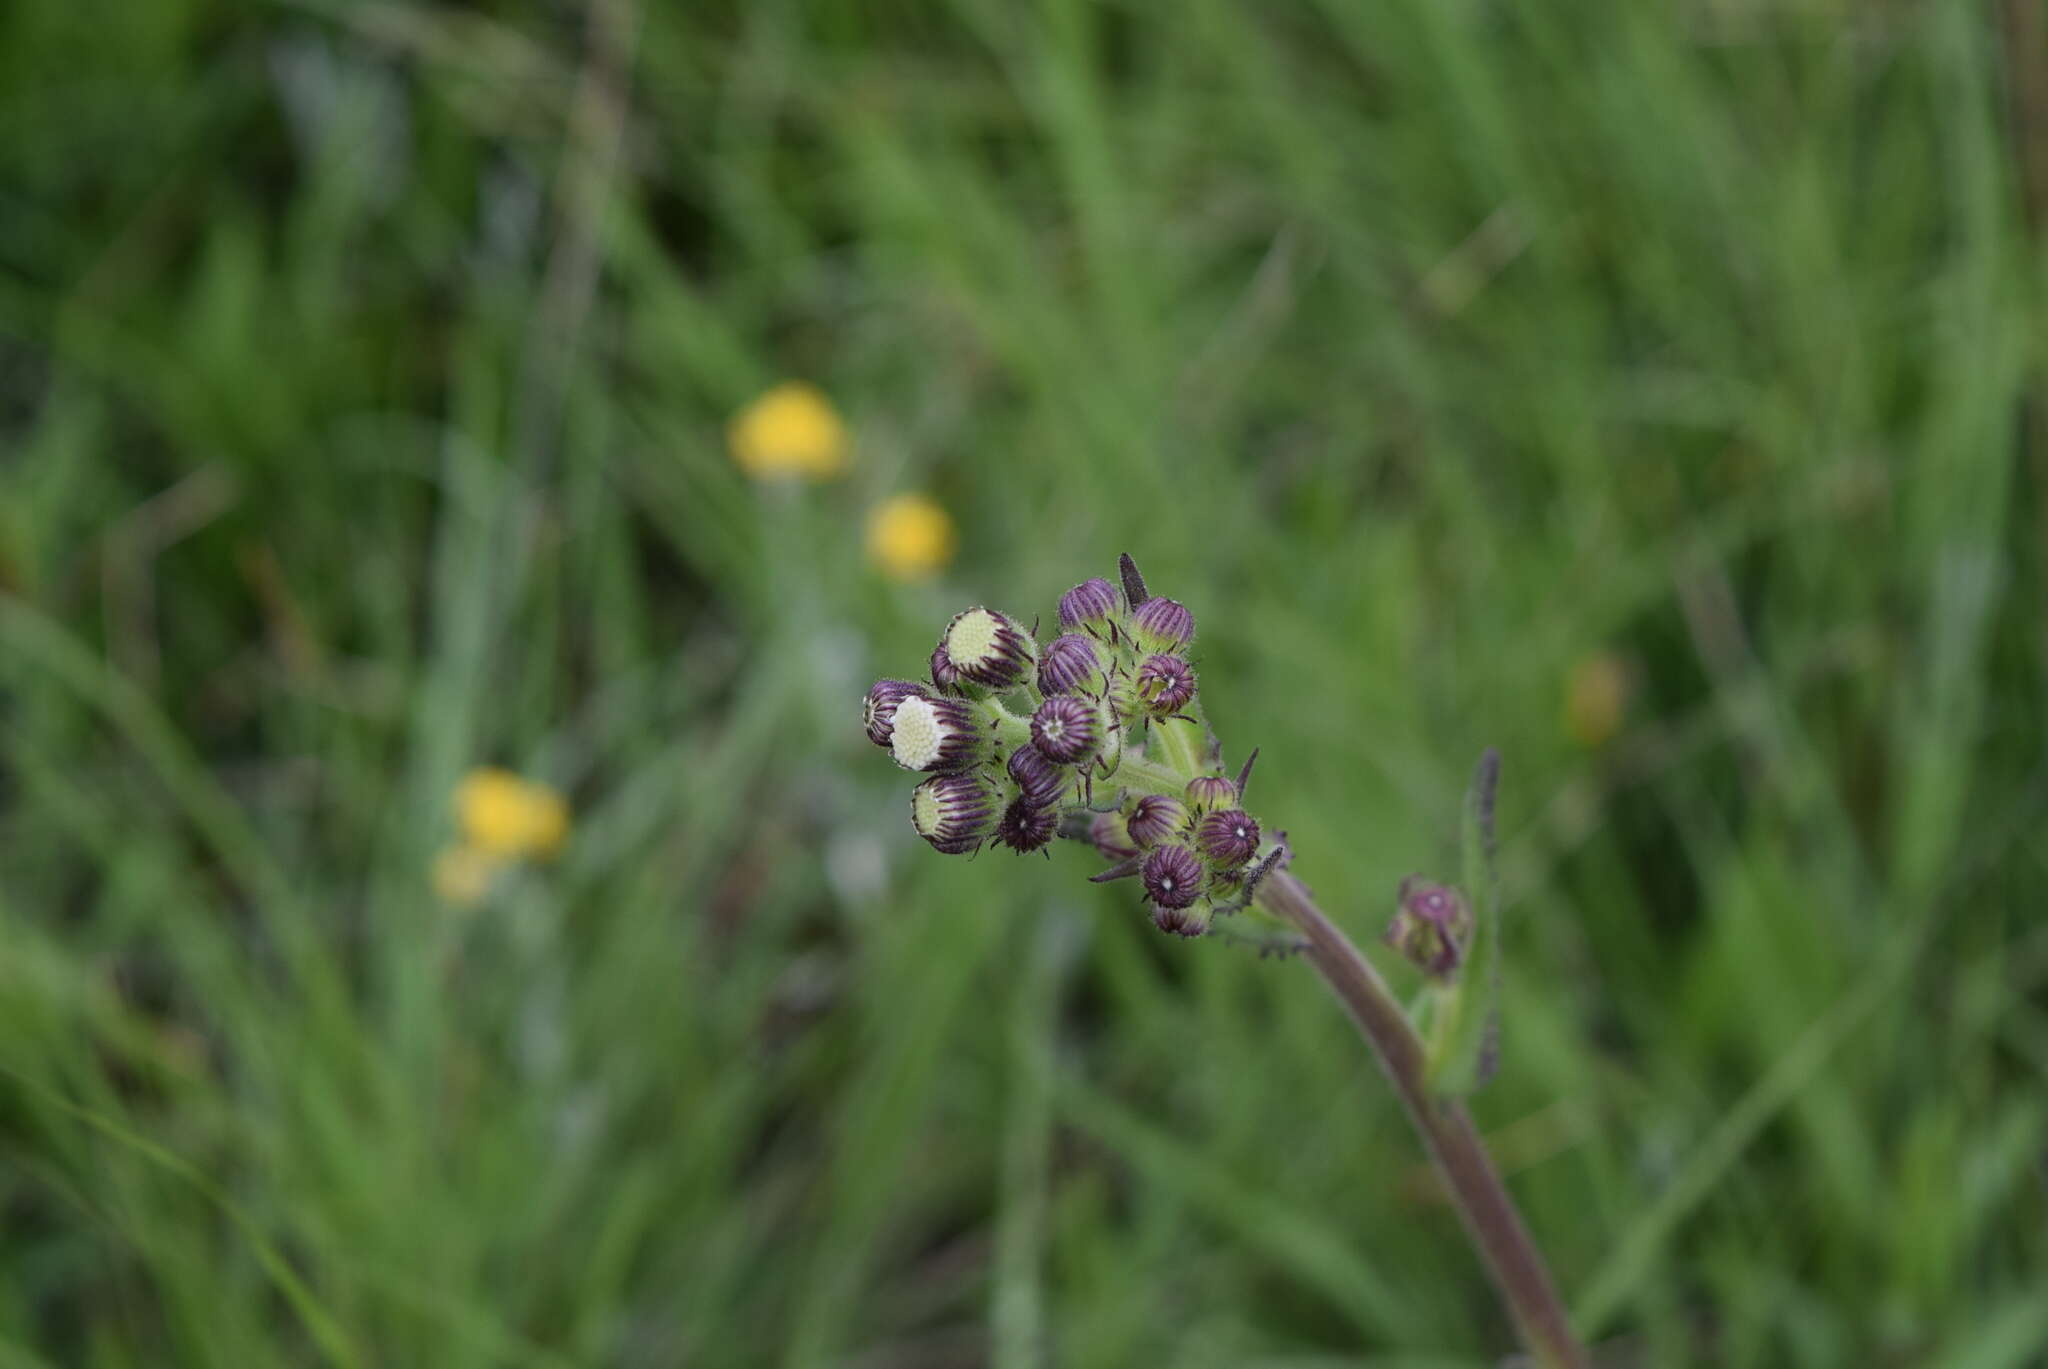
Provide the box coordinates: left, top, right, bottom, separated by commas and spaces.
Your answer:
432, 844, 502, 907
728, 381, 849, 481
455, 768, 571, 861
866, 493, 957, 582
1563, 652, 1630, 748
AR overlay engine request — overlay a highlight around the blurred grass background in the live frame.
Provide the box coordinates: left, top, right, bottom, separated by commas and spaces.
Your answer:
3, 1, 2046, 1365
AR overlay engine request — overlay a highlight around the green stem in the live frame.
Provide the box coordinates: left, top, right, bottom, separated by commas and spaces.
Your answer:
1254, 870, 1590, 1369
1102, 754, 1182, 796
1149, 715, 1205, 780
984, 700, 1036, 753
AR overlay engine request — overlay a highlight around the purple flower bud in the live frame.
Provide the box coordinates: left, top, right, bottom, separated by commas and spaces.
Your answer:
863, 679, 929, 748
1142, 844, 1203, 910
1129, 596, 1194, 653
1184, 774, 1238, 810
1195, 808, 1260, 868
1037, 632, 1106, 696
1385, 876, 1471, 979
940, 606, 1038, 689
910, 773, 1000, 854
1124, 793, 1188, 849
1006, 743, 1069, 810
1057, 577, 1121, 633
1088, 811, 1139, 862
889, 695, 989, 772
1151, 902, 1208, 938
929, 644, 965, 692
1030, 695, 1100, 765
996, 795, 1058, 853
1135, 653, 1197, 715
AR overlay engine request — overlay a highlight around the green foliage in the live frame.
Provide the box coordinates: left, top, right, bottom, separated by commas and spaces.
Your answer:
2, 1, 2043, 1366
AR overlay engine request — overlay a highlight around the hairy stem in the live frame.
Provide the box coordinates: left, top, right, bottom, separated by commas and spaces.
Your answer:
1150, 715, 1206, 779
1255, 870, 1590, 1369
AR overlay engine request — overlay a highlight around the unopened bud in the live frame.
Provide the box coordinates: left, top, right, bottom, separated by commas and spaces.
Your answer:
864, 679, 929, 748
1184, 774, 1238, 811
1385, 876, 1471, 979
1135, 653, 1197, 715
1006, 743, 1069, 810
1088, 811, 1139, 862
1129, 597, 1194, 654
1057, 577, 1121, 634
1031, 694, 1101, 765
1038, 632, 1107, 696
941, 606, 1038, 689
910, 773, 1001, 854
997, 795, 1058, 853
1125, 793, 1189, 849
1195, 808, 1260, 868
889, 695, 989, 773
1150, 902, 1209, 938
1142, 844, 1203, 910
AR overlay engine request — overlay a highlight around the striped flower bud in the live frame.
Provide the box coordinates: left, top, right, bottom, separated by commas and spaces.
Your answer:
1125, 793, 1188, 849
1142, 844, 1203, 910
1195, 808, 1260, 868
1184, 774, 1238, 811
1030, 694, 1100, 765
997, 795, 1058, 853
889, 695, 988, 772
941, 606, 1038, 689
1037, 632, 1107, 696
1151, 902, 1208, 938
1057, 577, 1121, 634
1135, 653, 1197, 715
1006, 743, 1069, 810
1129, 597, 1195, 653
910, 773, 1000, 854
1088, 811, 1139, 862
863, 679, 929, 748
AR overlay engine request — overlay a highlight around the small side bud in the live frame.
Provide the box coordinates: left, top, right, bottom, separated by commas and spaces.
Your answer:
889, 695, 989, 773
1129, 597, 1194, 654
1135, 653, 1197, 715
1088, 810, 1139, 862
942, 606, 1038, 689
1006, 743, 1070, 810
997, 795, 1058, 853
911, 773, 1001, 854
864, 679, 929, 748
1195, 808, 1260, 868
1184, 774, 1238, 811
1142, 844, 1204, 910
1030, 694, 1101, 765
1386, 876, 1471, 979
1151, 902, 1210, 938
1125, 793, 1189, 849
1058, 577, 1122, 633
1038, 632, 1108, 696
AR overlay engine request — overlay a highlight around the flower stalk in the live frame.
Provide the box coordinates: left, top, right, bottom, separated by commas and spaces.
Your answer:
1254, 868, 1590, 1369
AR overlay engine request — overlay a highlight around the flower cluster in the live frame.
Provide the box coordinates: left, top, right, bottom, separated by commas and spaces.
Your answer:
861, 555, 1278, 939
